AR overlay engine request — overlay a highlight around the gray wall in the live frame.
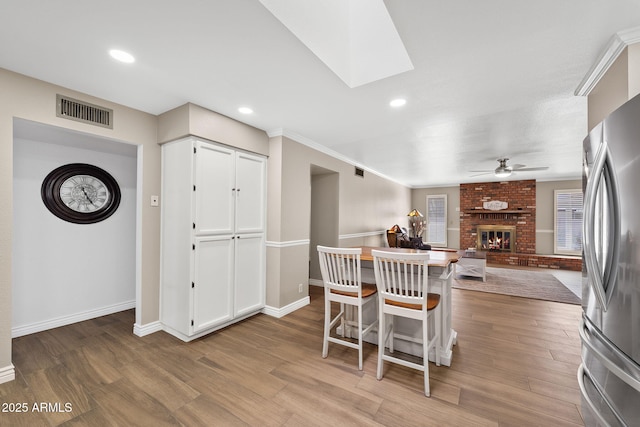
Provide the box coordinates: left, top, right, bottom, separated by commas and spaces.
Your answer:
411, 180, 582, 254
588, 44, 640, 131
412, 186, 461, 249
536, 179, 582, 254
309, 170, 339, 281
267, 135, 412, 307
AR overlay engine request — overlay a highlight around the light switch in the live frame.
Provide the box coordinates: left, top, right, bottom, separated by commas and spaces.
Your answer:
151, 195, 159, 207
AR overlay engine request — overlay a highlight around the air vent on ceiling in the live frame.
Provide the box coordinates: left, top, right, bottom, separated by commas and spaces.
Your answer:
56, 94, 113, 129
355, 167, 364, 177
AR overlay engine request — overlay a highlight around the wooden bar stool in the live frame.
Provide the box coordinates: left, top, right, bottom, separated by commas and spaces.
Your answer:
371, 249, 441, 396
317, 246, 378, 370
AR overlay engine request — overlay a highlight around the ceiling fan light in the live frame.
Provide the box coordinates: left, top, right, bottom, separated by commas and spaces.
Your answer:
494, 168, 512, 178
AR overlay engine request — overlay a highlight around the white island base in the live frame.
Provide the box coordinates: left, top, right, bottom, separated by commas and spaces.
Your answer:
338, 256, 458, 367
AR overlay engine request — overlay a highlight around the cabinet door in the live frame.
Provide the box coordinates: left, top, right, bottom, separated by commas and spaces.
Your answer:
235, 152, 266, 233
234, 233, 265, 317
194, 142, 235, 235
193, 235, 234, 332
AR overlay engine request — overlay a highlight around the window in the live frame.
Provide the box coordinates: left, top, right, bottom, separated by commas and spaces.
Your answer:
426, 195, 447, 246
554, 189, 583, 255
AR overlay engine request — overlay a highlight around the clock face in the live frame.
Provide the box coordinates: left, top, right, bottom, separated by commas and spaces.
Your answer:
59, 175, 111, 213
41, 163, 121, 224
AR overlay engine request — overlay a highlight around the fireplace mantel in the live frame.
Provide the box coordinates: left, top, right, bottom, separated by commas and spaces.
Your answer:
464, 209, 531, 220
464, 209, 531, 214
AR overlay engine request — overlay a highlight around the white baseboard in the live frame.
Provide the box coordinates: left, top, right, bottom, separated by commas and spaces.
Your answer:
11, 300, 136, 338
161, 310, 264, 342
262, 296, 310, 318
0, 364, 15, 384
309, 279, 323, 287
133, 321, 163, 337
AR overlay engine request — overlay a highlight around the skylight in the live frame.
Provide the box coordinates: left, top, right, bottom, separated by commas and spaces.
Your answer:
258, 0, 414, 88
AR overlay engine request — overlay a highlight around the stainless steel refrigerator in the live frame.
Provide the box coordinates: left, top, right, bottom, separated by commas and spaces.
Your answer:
580, 92, 640, 426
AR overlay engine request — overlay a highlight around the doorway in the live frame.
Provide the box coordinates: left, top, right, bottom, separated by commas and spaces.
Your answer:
11, 119, 139, 337
309, 165, 339, 283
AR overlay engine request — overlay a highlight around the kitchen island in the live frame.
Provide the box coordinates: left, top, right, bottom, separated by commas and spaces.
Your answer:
357, 247, 460, 367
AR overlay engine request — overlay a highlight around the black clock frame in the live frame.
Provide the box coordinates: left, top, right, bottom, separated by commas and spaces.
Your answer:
41, 163, 121, 224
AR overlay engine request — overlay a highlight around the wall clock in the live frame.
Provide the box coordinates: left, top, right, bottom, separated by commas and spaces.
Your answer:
41, 163, 121, 224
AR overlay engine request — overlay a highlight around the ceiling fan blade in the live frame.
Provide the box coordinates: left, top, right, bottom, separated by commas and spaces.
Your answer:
513, 166, 549, 171
510, 164, 526, 169
469, 171, 493, 177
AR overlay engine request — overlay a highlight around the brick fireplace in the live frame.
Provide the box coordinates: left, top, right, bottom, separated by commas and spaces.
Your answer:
460, 180, 581, 270
460, 180, 536, 264
460, 179, 536, 252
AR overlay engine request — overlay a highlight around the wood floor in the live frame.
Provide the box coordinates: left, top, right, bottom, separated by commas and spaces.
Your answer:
1, 285, 584, 426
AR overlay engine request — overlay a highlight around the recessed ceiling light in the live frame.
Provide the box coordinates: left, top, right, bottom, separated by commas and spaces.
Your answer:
109, 49, 135, 64
390, 98, 406, 107
238, 107, 254, 114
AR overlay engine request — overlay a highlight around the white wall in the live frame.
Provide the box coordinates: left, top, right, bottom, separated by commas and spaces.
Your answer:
12, 133, 137, 336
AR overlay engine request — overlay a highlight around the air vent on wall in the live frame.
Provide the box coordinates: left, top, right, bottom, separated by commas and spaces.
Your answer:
56, 94, 113, 129
355, 167, 364, 177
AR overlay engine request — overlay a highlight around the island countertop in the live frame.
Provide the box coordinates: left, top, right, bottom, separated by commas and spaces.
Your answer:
358, 246, 461, 267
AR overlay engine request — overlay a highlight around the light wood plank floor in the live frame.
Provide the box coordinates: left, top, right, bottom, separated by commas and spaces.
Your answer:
1, 286, 584, 426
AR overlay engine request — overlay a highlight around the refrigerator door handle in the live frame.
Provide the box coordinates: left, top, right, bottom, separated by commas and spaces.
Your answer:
583, 139, 621, 311
580, 315, 640, 393
578, 364, 628, 427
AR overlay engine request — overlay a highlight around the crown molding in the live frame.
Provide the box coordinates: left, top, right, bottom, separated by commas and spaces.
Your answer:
266, 128, 410, 187
575, 26, 640, 96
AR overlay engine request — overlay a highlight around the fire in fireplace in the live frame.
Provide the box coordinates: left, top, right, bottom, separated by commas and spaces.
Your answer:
477, 225, 516, 252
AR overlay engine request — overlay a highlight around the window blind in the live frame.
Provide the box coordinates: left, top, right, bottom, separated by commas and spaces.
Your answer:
555, 190, 583, 255
426, 195, 447, 246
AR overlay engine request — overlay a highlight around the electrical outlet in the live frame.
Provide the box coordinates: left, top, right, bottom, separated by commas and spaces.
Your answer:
298, 283, 303, 293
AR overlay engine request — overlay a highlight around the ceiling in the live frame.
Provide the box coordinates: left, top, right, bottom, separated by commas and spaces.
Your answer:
2, 1, 640, 187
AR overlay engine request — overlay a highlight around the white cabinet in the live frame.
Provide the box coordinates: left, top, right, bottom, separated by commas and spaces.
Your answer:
161, 137, 266, 341
193, 235, 234, 332
235, 152, 267, 233
234, 233, 265, 317
194, 143, 235, 236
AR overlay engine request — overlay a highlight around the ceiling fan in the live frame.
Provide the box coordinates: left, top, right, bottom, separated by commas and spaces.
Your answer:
470, 158, 549, 178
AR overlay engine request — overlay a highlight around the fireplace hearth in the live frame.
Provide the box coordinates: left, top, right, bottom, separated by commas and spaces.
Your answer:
477, 225, 516, 252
